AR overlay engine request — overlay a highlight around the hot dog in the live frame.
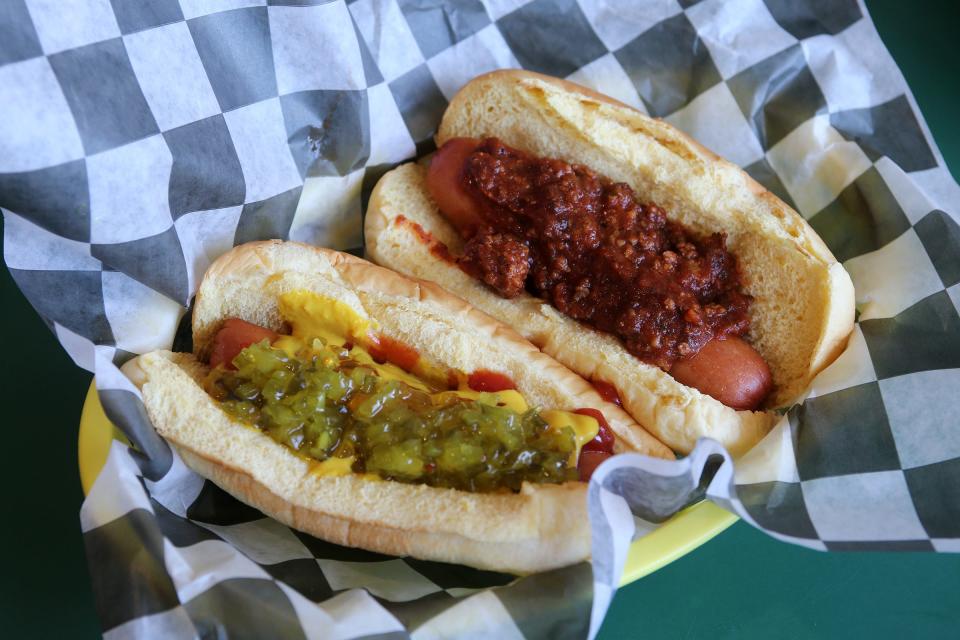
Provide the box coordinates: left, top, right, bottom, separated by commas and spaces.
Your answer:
365, 70, 855, 457
425, 135, 773, 410
124, 240, 673, 573
669, 336, 771, 411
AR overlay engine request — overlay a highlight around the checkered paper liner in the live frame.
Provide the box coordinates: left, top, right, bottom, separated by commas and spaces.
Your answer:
3, 0, 959, 637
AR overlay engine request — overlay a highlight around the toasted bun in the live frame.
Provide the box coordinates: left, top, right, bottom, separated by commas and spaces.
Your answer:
365, 70, 855, 457
126, 240, 672, 573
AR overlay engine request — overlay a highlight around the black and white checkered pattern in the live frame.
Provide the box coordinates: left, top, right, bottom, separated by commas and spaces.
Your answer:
3, 0, 959, 637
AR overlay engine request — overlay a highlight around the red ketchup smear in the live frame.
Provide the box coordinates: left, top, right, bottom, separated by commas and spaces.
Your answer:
209, 319, 278, 369
395, 215, 457, 264
591, 380, 622, 406
467, 370, 517, 392
574, 407, 615, 482
367, 334, 420, 372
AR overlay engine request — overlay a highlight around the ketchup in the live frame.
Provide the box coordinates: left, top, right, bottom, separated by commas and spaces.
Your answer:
467, 370, 517, 392
574, 407, 615, 482
591, 380, 622, 406
574, 408, 615, 454
395, 215, 456, 264
368, 334, 419, 372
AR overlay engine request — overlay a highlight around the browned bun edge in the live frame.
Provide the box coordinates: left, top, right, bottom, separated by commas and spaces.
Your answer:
365, 69, 855, 457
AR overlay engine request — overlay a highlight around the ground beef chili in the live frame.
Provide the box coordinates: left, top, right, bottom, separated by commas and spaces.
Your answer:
458, 138, 751, 371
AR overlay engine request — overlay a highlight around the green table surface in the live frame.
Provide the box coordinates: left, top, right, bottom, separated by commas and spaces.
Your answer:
2, 2, 958, 638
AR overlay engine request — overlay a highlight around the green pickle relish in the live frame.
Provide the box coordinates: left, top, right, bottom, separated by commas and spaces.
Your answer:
204, 338, 578, 492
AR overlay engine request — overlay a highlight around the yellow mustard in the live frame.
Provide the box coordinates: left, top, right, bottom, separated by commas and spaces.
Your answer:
309, 456, 355, 477
275, 289, 602, 467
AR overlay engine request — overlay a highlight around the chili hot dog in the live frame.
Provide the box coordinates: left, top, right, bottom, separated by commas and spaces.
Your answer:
364, 70, 855, 456
425, 135, 773, 411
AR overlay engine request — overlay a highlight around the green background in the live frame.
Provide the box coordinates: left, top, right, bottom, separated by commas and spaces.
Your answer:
1, 2, 957, 637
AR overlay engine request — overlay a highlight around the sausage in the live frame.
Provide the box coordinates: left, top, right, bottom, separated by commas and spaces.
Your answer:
578, 450, 612, 482
669, 337, 772, 411
426, 137, 483, 236
209, 318, 278, 369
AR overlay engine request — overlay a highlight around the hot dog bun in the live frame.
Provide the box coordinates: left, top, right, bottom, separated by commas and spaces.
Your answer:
364, 70, 855, 457
124, 240, 673, 573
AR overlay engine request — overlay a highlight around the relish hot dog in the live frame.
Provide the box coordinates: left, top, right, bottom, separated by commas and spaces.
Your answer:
365, 70, 855, 456
124, 241, 673, 573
